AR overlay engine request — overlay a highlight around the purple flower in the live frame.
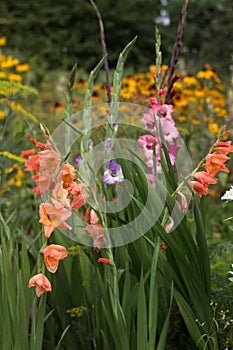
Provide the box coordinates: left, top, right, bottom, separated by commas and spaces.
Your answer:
105, 139, 112, 149
103, 160, 124, 185
88, 139, 93, 148
113, 122, 118, 132
75, 155, 83, 165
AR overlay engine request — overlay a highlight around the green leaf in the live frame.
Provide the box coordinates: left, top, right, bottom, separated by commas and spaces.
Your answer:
137, 267, 148, 350
148, 242, 159, 349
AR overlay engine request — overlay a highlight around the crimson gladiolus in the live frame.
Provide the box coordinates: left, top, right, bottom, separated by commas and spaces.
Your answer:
28, 273, 52, 297
42, 244, 68, 273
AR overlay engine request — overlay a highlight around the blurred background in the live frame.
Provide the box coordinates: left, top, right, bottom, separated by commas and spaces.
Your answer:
1, 0, 232, 82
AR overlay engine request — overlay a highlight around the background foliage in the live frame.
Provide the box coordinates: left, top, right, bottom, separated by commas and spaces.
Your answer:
1, 0, 233, 80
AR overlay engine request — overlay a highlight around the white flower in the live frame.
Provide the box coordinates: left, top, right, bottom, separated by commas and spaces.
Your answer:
228, 264, 233, 282
221, 186, 233, 201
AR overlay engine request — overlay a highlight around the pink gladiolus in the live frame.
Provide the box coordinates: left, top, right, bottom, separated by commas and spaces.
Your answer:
42, 244, 68, 273
61, 163, 76, 188
177, 191, 188, 213
24, 154, 40, 174
86, 224, 106, 252
28, 273, 52, 297
51, 180, 70, 208
70, 182, 88, 209
38, 149, 61, 172
32, 173, 55, 197
39, 202, 72, 238
85, 207, 99, 224
165, 216, 174, 233
139, 97, 179, 183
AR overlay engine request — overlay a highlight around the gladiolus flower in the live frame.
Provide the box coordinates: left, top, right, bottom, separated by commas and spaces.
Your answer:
193, 171, 217, 186
177, 191, 188, 212
51, 180, 70, 208
189, 181, 209, 197
38, 149, 61, 173
28, 273, 52, 297
21, 149, 35, 157
165, 216, 174, 233
204, 153, 230, 176
24, 154, 40, 174
160, 243, 167, 250
86, 224, 105, 251
103, 161, 124, 185
42, 244, 68, 273
61, 163, 76, 188
98, 258, 112, 265
39, 202, 72, 238
214, 141, 233, 155
70, 182, 88, 209
85, 207, 99, 224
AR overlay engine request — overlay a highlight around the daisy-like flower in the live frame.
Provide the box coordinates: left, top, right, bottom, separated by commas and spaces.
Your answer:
221, 186, 233, 201
103, 161, 124, 185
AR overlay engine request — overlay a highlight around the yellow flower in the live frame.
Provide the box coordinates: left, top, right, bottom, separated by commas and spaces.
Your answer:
197, 66, 220, 83
177, 115, 187, 122
214, 107, 227, 118
195, 88, 205, 98
66, 306, 87, 318
183, 76, 199, 86
192, 119, 200, 125
0, 37, 6, 46
1, 57, 19, 69
0, 151, 25, 163
173, 81, 182, 90
16, 64, 30, 73
0, 110, 5, 120
149, 65, 157, 74
7, 73, 22, 83
204, 116, 211, 122
0, 71, 7, 79
6, 164, 24, 187
208, 122, 219, 134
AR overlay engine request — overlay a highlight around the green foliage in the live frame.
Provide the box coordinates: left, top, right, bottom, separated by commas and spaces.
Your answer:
1, 0, 232, 78
0, 214, 47, 349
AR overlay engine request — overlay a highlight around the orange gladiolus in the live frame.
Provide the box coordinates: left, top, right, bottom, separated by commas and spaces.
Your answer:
193, 171, 217, 186
28, 273, 52, 297
214, 141, 233, 155
189, 181, 209, 197
42, 244, 68, 273
204, 153, 229, 176
39, 202, 72, 238
98, 258, 112, 265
